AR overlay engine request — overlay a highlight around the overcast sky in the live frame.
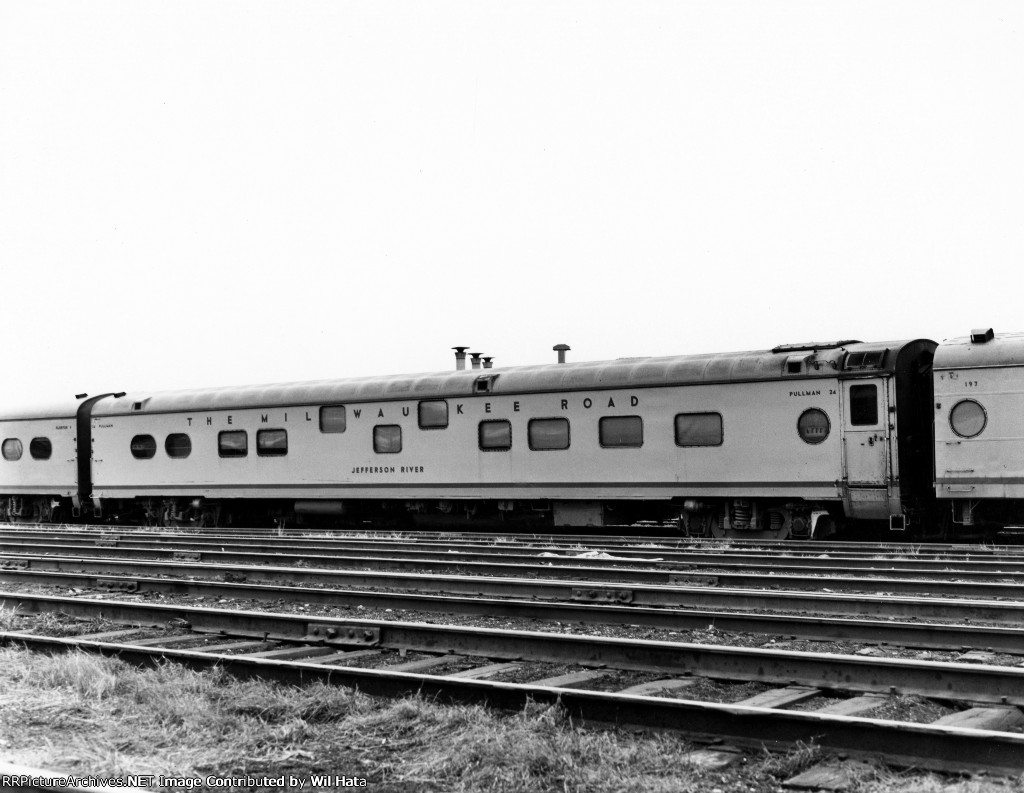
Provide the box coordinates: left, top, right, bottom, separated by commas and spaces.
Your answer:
1, 2, 1022, 404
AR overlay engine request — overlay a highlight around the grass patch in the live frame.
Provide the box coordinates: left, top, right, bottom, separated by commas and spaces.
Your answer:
0, 647, 1021, 792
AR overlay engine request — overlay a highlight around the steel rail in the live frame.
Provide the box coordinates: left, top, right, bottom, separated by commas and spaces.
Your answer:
5, 552, 1024, 618
4, 546, 1024, 601
8, 521, 1024, 555
7, 536, 1024, 580
4, 594, 1024, 705
2, 626, 1024, 773
2, 565, 1024, 651
6, 524, 1024, 561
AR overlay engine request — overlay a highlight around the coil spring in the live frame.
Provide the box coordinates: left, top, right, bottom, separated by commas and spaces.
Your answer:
730, 501, 752, 529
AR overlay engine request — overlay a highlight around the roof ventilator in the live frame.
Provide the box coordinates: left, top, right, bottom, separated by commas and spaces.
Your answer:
784, 354, 811, 374
971, 328, 994, 344
474, 374, 499, 393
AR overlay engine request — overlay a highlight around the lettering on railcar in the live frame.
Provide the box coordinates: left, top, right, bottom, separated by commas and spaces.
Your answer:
350, 466, 425, 474
561, 395, 639, 411
789, 390, 822, 397
177, 393, 643, 427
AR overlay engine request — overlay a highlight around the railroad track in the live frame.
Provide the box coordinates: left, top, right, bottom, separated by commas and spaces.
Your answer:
6, 526, 1024, 569
5, 543, 1024, 597
7, 530, 1024, 591
5, 523, 1024, 779
7, 522, 1024, 554
2, 591, 1024, 774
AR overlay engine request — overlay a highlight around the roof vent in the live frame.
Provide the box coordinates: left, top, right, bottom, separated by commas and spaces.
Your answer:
474, 374, 498, 393
553, 344, 571, 364
784, 354, 809, 374
970, 328, 994, 344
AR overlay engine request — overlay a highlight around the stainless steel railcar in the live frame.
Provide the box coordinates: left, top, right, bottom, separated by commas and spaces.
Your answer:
9, 337, 928, 537
934, 329, 1024, 532
0, 399, 80, 522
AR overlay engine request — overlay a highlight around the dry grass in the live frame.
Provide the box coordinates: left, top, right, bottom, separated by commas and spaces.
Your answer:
0, 647, 1022, 792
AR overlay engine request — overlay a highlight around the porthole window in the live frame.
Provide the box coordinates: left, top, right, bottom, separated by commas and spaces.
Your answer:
373, 425, 402, 454
257, 428, 288, 456
675, 413, 723, 447
479, 420, 512, 451
950, 399, 987, 438
219, 430, 248, 458
130, 435, 156, 459
599, 416, 643, 448
418, 400, 448, 429
165, 434, 192, 459
797, 408, 830, 445
319, 405, 347, 433
2, 439, 23, 461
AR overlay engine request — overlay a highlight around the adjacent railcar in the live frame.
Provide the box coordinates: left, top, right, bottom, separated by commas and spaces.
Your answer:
84, 338, 936, 536
934, 329, 1024, 531
0, 399, 82, 522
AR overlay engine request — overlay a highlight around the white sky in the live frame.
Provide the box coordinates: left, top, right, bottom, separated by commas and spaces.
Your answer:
1, 2, 1022, 404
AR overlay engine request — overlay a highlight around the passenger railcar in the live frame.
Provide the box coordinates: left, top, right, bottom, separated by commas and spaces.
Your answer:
934, 329, 1024, 531
0, 398, 82, 522
55, 337, 933, 537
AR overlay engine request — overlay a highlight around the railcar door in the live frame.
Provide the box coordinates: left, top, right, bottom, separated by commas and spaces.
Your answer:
841, 379, 891, 519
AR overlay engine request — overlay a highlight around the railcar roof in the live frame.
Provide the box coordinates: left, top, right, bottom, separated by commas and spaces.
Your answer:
0, 398, 82, 422
88, 339, 925, 415
934, 331, 1024, 370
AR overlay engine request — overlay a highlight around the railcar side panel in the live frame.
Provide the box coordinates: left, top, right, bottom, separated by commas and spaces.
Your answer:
89, 380, 846, 502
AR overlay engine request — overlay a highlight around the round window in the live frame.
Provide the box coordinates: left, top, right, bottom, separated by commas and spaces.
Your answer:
797, 408, 830, 445
950, 399, 987, 438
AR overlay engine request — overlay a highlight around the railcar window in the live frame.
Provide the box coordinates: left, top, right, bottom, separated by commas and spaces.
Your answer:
418, 400, 448, 429
30, 437, 52, 460
844, 350, 887, 370
847, 381, 880, 426
479, 419, 512, 451
319, 405, 347, 433
257, 429, 288, 456
599, 415, 643, 448
219, 430, 248, 458
675, 413, 723, 447
849, 384, 878, 426
373, 425, 402, 454
950, 399, 987, 438
165, 434, 192, 459
2, 439, 22, 461
129, 435, 156, 460
797, 409, 830, 445
529, 418, 570, 450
